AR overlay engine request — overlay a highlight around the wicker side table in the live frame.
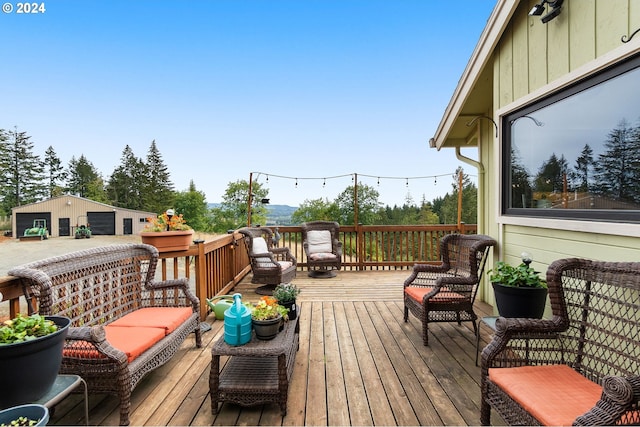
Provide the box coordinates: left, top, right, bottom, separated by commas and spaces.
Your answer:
210, 308, 300, 415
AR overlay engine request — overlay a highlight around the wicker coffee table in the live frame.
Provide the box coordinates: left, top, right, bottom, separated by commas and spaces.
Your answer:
210, 309, 300, 415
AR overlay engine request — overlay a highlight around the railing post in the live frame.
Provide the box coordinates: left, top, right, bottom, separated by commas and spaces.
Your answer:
356, 223, 364, 271
194, 240, 208, 321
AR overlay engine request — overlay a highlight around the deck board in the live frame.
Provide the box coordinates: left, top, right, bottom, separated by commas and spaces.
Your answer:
47, 270, 505, 426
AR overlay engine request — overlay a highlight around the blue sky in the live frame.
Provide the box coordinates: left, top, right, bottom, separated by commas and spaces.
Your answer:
1, 0, 496, 207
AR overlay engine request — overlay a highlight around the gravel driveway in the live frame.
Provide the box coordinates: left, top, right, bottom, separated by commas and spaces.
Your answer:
0, 235, 143, 277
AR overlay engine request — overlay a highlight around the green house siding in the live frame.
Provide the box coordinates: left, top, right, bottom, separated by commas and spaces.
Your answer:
494, 0, 639, 110
477, 0, 640, 306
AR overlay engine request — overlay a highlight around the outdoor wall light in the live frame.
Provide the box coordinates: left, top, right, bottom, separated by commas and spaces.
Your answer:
529, 0, 564, 23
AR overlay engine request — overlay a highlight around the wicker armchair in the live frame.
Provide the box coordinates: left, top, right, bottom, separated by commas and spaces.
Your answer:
403, 233, 496, 346
481, 258, 640, 426
301, 221, 342, 278
238, 227, 297, 295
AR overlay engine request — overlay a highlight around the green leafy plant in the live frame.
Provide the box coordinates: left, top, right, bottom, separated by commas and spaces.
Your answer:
0, 314, 59, 344
488, 261, 547, 289
1, 416, 41, 426
272, 283, 300, 303
251, 296, 289, 321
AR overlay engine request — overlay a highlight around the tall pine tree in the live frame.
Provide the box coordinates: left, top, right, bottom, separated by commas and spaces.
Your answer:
66, 155, 108, 202
144, 140, 175, 213
44, 146, 66, 197
0, 127, 46, 212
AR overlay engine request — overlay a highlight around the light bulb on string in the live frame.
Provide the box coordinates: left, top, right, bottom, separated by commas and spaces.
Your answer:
295, 178, 298, 188
266, 175, 269, 183
406, 178, 409, 188
377, 177, 380, 186
323, 178, 326, 188
434, 176, 437, 186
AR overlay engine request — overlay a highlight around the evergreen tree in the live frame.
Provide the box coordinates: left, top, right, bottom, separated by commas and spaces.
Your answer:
0, 127, 46, 212
571, 144, 594, 193
66, 155, 108, 202
534, 153, 569, 194
510, 145, 533, 208
174, 180, 208, 231
106, 145, 146, 210
593, 119, 640, 202
44, 146, 66, 197
0, 129, 10, 214
437, 168, 477, 225
144, 140, 175, 213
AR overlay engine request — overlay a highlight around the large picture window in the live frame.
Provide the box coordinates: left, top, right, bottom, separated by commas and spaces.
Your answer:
503, 54, 640, 222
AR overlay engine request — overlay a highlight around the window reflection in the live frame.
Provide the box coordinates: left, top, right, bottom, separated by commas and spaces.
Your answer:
505, 55, 640, 221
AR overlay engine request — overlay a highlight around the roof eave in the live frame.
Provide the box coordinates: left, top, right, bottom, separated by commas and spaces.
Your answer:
431, 0, 519, 150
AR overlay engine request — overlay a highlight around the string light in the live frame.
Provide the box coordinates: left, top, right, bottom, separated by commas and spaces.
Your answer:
248, 171, 474, 188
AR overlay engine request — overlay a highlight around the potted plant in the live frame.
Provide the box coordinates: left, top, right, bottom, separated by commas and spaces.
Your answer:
0, 314, 71, 409
251, 296, 288, 340
488, 253, 548, 318
140, 209, 194, 252
0, 404, 49, 426
272, 283, 300, 320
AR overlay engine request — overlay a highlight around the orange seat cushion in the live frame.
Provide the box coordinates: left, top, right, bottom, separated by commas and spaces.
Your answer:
63, 326, 166, 363
404, 286, 466, 303
489, 364, 602, 426
109, 307, 193, 335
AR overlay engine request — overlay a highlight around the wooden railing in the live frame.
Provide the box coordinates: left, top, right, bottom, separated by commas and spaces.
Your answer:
0, 224, 475, 321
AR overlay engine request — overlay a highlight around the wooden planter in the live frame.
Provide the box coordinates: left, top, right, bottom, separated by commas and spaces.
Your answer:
140, 230, 194, 252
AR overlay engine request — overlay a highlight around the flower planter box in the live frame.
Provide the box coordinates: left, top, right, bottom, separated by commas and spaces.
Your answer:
140, 230, 194, 252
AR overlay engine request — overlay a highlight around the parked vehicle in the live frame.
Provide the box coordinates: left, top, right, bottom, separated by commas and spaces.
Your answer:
20, 219, 48, 241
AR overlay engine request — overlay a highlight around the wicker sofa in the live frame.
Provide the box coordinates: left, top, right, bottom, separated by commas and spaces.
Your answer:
9, 244, 202, 426
481, 258, 640, 426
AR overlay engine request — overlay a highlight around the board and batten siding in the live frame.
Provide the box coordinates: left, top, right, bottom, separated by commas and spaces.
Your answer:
477, 0, 640, 306
495, 0, 639, 109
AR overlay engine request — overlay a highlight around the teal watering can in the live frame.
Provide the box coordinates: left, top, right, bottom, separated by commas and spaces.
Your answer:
224, 293, 252, 346
206, 295, 234, 320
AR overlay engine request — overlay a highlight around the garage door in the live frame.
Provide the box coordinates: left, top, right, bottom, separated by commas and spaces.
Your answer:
16, 213, 52, 237
87, 212, 115, 235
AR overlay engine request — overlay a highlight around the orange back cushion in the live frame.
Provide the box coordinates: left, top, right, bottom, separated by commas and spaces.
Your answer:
109, 307, 193, 335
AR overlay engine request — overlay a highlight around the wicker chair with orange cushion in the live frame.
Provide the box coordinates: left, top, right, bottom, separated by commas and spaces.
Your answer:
403, 233, 496, 346
238, 227, 297, 295
481, 258, 640, 426
301, 221, 342, 278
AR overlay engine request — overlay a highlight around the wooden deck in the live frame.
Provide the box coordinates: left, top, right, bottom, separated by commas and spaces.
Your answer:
47, 270, 504, 426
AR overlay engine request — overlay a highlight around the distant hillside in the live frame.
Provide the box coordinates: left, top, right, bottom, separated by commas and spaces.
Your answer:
207, 203, 298, 225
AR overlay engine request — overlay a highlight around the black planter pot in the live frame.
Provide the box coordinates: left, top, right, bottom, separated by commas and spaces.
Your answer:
281, 300, 297, 320
0, 316, 71, 409
492, 282, 548, 318
252, 316, 283, 340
